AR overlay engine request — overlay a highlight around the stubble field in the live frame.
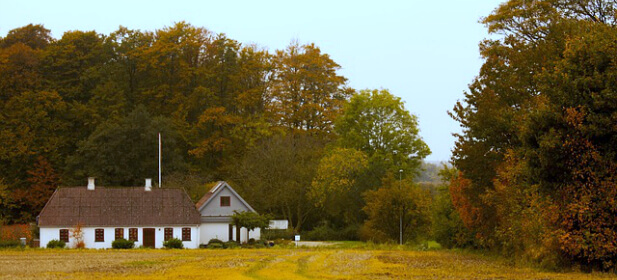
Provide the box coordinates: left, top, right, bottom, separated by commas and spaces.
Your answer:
0, 247, 615, 280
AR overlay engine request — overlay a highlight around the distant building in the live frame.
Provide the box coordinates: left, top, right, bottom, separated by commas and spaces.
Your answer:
38, 178, 260, 248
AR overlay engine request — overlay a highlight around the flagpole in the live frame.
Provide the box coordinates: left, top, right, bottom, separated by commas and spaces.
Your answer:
158, 132, 161, 188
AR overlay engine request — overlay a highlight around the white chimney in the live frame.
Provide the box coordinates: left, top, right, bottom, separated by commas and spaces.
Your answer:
145, 178, 152, 191
87, 177, 95, 190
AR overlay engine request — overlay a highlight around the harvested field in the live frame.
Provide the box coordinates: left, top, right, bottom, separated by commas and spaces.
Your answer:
0, 248, 615, 279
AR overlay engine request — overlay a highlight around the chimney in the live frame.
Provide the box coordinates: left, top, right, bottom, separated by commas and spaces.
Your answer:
87, 177, 95, 190
145, 178, 152, 191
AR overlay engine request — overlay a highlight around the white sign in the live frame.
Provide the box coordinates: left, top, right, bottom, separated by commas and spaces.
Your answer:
294, 235, 300, 241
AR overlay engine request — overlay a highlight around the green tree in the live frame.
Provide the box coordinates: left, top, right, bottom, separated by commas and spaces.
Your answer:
309, 148, 368, 225
229, 133, 326, 231
65, 105, 186, 186
362, 173, 432, 244
336, 89, 430, 187
231, 210, 271, 242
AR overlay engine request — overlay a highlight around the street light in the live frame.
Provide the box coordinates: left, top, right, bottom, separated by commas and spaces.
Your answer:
399, 168, 403, 245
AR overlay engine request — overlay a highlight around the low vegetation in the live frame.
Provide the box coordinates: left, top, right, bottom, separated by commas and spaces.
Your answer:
162, 238, 183, 249
0, 247, 614, 279
111, 239, 135, 249
45, 239, 65, 249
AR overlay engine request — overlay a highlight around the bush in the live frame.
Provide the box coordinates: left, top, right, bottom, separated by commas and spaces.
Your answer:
163, 238, 183, 249
262, 228, 294, 240
112, 238, 135, 249
208, 243, 224, 249
248, 238, 256, 245
207, 238, 224, 246
0, 240, 21, 248
304, 223, 359, 241
224, 241, 238, 248
46, 239, 65, 249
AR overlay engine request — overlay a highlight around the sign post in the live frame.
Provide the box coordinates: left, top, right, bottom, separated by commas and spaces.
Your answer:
294, 235, 300, 247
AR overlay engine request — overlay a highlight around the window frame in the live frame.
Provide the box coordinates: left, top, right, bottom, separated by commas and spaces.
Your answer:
182, 227, 191, 241
95, 228, 104, 242
59, 229, 69, 243
128, 228, 138, 241
115, 228, 124, 240
164, 228, 173, 241
220, 196, 231, 207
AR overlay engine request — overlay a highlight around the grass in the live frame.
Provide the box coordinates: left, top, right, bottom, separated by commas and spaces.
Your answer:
0, 247, 615, 279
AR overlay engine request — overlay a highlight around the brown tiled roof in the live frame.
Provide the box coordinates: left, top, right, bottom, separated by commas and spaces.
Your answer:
38, 187, 201, 227
195, 192, 213, 209
195, 181, 223, 210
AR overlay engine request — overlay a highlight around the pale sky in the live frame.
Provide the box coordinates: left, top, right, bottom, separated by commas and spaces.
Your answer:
0, 0, 505, 162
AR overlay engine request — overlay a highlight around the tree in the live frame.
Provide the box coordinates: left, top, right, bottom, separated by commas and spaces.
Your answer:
362, 173, 431, 244
0, 24, 53, 50
231, 210, 271, 242
269, 42, 351, 133
0, 90, 69, 189
65, 105, 186, 186
336, 89, 430, 187
229, 133, 326, 231
308, 148, 368, 225
44, 30, 107, 103
450, 0, 617, 269
25, 156, 60, 216
432, 165, 474, 249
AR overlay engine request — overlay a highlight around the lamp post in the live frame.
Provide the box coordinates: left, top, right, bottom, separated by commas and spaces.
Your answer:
399, 168, 403, 245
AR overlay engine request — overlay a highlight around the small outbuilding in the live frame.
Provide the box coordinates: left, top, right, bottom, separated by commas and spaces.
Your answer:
196, 181, 261, 243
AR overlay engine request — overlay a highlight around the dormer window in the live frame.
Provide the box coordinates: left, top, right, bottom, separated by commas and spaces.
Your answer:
220, 196, 231, 207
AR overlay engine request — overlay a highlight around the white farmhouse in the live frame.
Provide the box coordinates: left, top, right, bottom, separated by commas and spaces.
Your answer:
38, 178, 260, 248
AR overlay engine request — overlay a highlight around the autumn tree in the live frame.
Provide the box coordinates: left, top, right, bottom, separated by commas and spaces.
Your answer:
269, 42, 351, 134
450, 0, 617, 270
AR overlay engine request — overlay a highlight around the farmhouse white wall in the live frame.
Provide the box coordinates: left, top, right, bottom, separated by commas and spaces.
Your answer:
40, 226, 199, 249
199, 187, 251, 216
199, 224, 261, 244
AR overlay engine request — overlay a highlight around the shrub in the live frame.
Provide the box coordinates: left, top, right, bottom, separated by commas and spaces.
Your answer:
262, 228, 294, 240
46, 239, 65, 249
224, 241, 238, 248
112, 238, 135, 249
248, 238, 256, 245
208, 243, 224, 249
163, 238, 183, 249
304, 223, 359, 241
0, 240, 21, 248
207, 238, 224, 246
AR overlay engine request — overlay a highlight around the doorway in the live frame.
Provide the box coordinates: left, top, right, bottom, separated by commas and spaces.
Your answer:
143, 228, 155, 248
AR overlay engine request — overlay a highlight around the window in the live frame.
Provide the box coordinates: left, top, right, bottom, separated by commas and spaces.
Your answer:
220, 196, 231, 207
182, 227, 191, 241
115, 228, 124, 240
164, 228, 173, 241
129, 228, 138, 241
59, 229, 69, 243
95, 228, 104, 242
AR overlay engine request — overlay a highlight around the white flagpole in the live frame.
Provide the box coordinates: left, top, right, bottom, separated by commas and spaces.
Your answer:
158, 132, 161, 188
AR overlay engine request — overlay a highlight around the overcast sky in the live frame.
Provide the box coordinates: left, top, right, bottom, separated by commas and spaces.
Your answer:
0, 0, 505, 162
